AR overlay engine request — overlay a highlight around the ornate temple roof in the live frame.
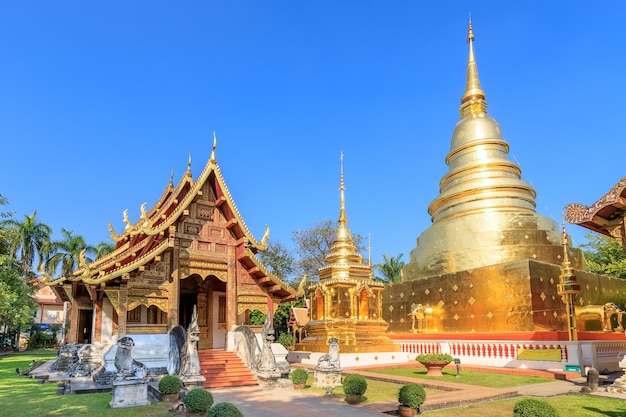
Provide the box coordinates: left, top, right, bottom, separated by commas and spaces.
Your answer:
564, 176, 626, 245
43, 135, 299, 302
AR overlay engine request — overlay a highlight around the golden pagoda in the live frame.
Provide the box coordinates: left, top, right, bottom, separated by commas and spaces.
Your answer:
296, 154, 398, 353
382, 20, 617, 335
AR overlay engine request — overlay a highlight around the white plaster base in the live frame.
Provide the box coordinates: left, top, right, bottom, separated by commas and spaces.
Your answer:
109, 379, 150, 408
288, 351, 411, 368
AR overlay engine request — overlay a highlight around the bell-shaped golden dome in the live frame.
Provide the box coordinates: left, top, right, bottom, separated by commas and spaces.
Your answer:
403, 20, 583, 280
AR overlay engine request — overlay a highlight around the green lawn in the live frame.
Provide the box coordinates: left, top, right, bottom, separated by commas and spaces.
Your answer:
3, 351, 626, 417
0, 350, 172, 417
302, 375, 441, 403
365, 366, 555, 388
426, 394, 626, 417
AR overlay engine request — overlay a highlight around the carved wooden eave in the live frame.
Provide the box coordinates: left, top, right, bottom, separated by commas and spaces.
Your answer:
238, 247, 299, 302
565, 176, 626, 247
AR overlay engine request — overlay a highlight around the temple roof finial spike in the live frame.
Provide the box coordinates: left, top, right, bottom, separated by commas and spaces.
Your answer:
169, 168, 174, 187
186, 152, 192, 176
467, 13, 474, 43
210, 131, 217, 162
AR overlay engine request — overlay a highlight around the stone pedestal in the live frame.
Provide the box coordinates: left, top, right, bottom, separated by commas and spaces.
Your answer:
313, 367, 342, 389
109, 379, 150, 408
181, 374, 206, 389
256, 369, 281, 387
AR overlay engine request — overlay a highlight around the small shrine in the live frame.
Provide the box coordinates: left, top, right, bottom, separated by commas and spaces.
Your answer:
296, 155, 398, 354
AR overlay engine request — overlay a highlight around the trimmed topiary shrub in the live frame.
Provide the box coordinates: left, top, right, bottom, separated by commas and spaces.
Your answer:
183, 388, 214, 414
398, 383, 426, 409
291, 368, 309, 385
513, 398, 560, 417
277, 333, 295, 349
207, 402, 244, 417
158, 375, 183, 395
342, 374, 368, 395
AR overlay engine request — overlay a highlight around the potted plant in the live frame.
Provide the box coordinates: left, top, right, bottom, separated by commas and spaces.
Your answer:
415, 353, 453, 377
158, 375, 183, 403
291, 368, 309, 389
183, 388, 214, 416
342, 374, 367, 404
277, 333, 295, 350
398, 383, 426, 416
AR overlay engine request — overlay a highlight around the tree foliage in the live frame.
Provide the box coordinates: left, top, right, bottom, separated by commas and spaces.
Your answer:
95, 241, 115, 259
292, 219, 365, 281
374, 253, 405, 283
258, 239, 296, 284
2, 211, 52, 277
580, 233, 626, 279
0, 255, 37, 345
46, 228, 96, 277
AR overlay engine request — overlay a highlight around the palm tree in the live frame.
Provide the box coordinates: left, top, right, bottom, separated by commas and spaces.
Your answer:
2, 211, 52, 277
95, 241, 116, 259
374, 253, 405, 284
46, 229, 96, 277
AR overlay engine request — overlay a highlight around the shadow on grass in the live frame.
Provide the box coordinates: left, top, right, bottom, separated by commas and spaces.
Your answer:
583, 407, 625, 417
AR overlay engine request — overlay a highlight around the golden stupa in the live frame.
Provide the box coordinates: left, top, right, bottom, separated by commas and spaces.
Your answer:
383, 21, 626, 335
296, 155, 399, 353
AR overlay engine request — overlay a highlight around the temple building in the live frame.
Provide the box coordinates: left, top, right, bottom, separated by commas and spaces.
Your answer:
383, 22, 626, 337
42, 137, 299, 350
565, 176, 626, 249
295, 155, 398, 354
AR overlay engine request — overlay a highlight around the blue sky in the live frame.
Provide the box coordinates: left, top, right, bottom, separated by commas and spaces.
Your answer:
1, 2, 625, 277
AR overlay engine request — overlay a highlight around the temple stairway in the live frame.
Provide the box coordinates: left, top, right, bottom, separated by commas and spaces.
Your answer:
198, 349, 258, 388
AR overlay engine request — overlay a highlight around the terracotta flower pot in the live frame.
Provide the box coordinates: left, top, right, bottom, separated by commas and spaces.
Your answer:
294, 383, 305, 390
345, 393, 362, 404
398, 405, 419, 417
161, 393, 179, 403
419, 360, 450, 377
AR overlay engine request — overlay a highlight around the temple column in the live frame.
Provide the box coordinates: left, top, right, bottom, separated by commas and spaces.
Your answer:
227, 246, 238, 330
68, 282, 79, 343
118, 282, 128, 337
93, 296, 103, 343
168, 240, 180, 329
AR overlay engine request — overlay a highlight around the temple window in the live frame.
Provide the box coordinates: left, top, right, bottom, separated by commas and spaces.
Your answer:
127, 306, 141, 323
359, 288, 369, 319
147, 305, 167, 324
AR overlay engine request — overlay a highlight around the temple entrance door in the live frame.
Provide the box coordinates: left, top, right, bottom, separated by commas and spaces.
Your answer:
179, 293, 198, 330
179, 275, 226, 350
77, 309, 93, 344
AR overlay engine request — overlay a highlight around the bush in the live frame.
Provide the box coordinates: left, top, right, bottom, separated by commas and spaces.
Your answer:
183, 388, 214, 414
158, 375, 183, 395
342, 374, 367, 396
277, 333, 295, 349
291, 368, 309, 385
513, 398, 560, 417
398, 383, 426, 409
415, 353, 453, 363
207, 402, 244, 417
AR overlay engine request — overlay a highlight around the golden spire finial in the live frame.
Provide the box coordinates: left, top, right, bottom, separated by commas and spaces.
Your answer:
210, 131, 217, 162
460, 16, 487, 117
368, 233, 372, 268
339, 151, 347, 226
561, 222, 570, 266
